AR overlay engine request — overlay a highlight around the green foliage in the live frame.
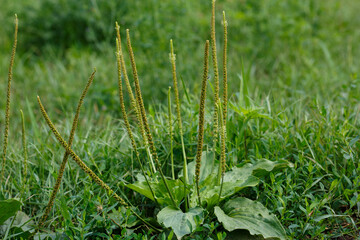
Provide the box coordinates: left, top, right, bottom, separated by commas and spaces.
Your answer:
1, 0, 360, 239
215, 197, 286, 240
0, 199, 21, 224
157, 207, 203, 239
19, 0, 127, 52
0, 211, 34, 239
126, 178, 188, 207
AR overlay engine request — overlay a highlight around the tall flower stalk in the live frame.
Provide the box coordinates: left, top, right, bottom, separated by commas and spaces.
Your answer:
218, 11, 228, 200
1, 15, 18, 185
37, 97, 159, 231
222, 11, 228, 126
115, 22, 156, 174
211, 0, 220, 151
195, 40, 210, 206
37, 69, 96, 231
126, 29, 177, 208
115, 29, 157, 204
170, 39, 189, 211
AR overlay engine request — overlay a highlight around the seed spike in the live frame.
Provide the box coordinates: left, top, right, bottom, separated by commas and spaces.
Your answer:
211, 0, 220, 150
38, 96, 127, 205
115, 36, 157, 204
1, 14, 18, 184
36, 96, 160, 232
115, 23, 157, 175
170, 39, 189, 210
222, 11, 228, 125
195, 40, 210, 206
37, 69, 96, 231
126, 29, 177, 208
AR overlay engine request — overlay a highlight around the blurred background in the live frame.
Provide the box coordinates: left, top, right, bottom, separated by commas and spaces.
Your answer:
0, 0, 360, 120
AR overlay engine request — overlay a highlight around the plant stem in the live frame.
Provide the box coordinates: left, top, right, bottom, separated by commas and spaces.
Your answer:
20, 110, 28, 199
168, 87, 175, 180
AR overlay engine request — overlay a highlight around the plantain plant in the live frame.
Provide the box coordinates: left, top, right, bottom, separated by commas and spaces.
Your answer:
117, 1, 290, 239
35, 1, 291, 239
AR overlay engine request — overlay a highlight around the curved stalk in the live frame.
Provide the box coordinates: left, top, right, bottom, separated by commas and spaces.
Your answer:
37, 96, 160, 232
37, 69, 96, 231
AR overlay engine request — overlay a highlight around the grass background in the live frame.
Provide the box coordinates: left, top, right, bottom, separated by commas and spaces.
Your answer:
0, 0, 360, 239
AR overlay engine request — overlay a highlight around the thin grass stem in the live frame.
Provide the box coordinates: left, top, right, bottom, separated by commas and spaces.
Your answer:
20, 110, 28, 198
167, 87, 174, 179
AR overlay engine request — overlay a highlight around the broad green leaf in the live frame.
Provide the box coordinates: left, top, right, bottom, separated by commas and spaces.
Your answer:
0, 199, 21, 225
214, 197, 287, 240
127, 178, 188, 207
189, 165, 259, 209
201, 176, 259, 209
0, 211, 34, 237
181, 151, 216, 184
188, 158, 291, 209
251, 159, 293, 177
157, 207, 203, 239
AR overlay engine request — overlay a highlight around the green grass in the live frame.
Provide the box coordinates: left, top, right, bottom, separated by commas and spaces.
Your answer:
1, 0, 360, 239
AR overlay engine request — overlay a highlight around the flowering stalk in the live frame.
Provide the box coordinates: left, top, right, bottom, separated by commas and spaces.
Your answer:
37, 69, 96, 231
126, 29, 177, 208
170, 39, 189, 210
1, 14, 17, 185
115, 36, 157, 204
37, 96, 160, 231
211, 0, 220, 151
218, 11, 228, 202
222, 11, 228, 126
195, 40, 210, 206
115, 22, 156, 174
